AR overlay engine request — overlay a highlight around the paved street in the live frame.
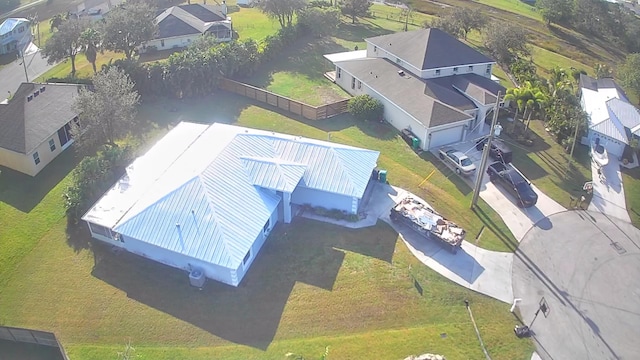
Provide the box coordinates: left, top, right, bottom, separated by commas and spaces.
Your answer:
0, 48, 55, 102
513, 210, 640, 360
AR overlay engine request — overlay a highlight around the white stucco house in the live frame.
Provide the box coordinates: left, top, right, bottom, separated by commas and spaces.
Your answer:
324, 28, 505, 150
579, 74, 640, 158
140, 3, 232, 53
82, 122, 380, 287
0, 83, 80, 176
0, 18, 31, 55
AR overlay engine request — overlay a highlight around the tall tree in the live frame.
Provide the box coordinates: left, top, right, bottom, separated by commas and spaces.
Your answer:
536, 0, 573, 26
618, 53, 640, 104
80, 27, 101, 75
340, 0, 371, 24
101, 2, 157, 60
483, 22, 530, 66
71, 67, 140, 151
49, 12, 69, 32
256, 0, 306, 28
297, 6, 341, 37
42, 18, 89, 76
593, 63, 612, 79
450, 8, 486, 40
428, 16, 461, 38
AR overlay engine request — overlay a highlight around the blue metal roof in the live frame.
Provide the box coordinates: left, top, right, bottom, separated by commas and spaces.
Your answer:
607, 98, 640, 135
109, 123, 380, 270
0, 18, 28, 36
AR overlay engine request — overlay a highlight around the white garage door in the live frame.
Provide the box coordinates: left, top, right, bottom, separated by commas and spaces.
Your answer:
429, 126, 464, 149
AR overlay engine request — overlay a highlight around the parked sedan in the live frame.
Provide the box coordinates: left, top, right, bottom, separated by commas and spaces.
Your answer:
486, 161, 538, 207
475, 137, 513, 163
438, 146, 476, 176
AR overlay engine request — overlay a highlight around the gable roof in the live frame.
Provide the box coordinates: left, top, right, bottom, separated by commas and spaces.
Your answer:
0, 83, 81, 154
155, 4, 226, 39
579, 74, 639, 142
84, 122, 379, 270
336, 57, 475, 127
366, 28, 494, 71
0, 18, 28, 36
449, 73, 506, 105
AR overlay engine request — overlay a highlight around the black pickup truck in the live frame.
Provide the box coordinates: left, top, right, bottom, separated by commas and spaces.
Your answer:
486, 162, 538, 208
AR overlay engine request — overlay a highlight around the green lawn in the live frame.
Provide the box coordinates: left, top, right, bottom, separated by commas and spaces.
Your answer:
34, 51, 125, 82
622, 167, 640, 228
476, 0, 541, 21
498, 118, 593, 209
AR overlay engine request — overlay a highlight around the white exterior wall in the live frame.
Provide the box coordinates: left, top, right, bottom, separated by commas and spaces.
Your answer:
0, 132, 69, 176
588, 129, 626, 158
291, 186, 356, 214
420, 63, 494, 79
86, 206, 280, 287
143, 35, 200, 52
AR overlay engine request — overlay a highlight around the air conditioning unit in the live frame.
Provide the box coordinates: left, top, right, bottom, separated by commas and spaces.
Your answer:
189, 268, 206, 288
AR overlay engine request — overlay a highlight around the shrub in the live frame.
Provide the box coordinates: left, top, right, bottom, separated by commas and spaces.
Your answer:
348, 95, 384, 121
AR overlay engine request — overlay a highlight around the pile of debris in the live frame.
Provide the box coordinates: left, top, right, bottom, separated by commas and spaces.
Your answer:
404, 354, 446, 360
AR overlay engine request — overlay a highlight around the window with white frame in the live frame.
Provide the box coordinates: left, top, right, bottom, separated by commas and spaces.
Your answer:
89, 223, 112, 238
33, 152, 40, 165
49, 139, 56, 151
374, 46, 377, 52
351, 77, 356, 89
357, 80, 362, 89
337, 68, 341, 78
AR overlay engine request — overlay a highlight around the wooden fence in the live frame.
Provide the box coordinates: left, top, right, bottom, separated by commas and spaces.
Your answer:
219, 78, 349, 120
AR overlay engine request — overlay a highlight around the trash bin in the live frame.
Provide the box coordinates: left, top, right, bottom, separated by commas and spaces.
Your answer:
379, 170, 387, 183
412, 137, 420, 150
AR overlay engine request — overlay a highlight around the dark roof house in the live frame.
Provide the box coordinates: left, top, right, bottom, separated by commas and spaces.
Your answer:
155, 4, 228, 39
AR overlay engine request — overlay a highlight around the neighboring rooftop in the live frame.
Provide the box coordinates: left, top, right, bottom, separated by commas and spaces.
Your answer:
83, 122, 380, 270
366, 28, 494, 71
335, 57, 476, 127
0, 83, 81, 154
155, 4, 227, 38
0, 18, 28, 36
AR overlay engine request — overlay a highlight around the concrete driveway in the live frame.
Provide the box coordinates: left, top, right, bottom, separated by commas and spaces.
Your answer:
432, 137, 566, 241
513, 210, 640, 360
0, 46, 55, 102
588, 157, 631, 223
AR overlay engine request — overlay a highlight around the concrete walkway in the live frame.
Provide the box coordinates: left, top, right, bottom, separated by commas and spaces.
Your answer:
302, 183, 515, 303
588, 157, 631, 223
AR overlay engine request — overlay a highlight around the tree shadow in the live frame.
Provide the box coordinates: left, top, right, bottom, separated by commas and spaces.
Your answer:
89, 218, 398, 349
334, 21, 394, 43
0, 149, 78, 213
65, 215, 91, 254
421, 152, 473, 196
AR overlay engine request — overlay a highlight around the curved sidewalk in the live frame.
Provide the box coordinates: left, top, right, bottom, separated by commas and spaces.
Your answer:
371, 184, 515, 303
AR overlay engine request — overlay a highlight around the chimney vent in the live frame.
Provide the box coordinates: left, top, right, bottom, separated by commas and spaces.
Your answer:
33, 90, 40, 97
398, 70, 405, 76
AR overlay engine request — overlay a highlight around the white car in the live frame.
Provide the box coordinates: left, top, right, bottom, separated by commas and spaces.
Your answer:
438, 146, 476, 176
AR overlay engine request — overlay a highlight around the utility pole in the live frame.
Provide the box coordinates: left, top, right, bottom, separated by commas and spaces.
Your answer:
20, 50, 29, 83
569, 114, 581, 159
471, 91, 501, 209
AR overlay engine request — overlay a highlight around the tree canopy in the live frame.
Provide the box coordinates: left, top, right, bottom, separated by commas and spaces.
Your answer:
42, 18, 90, 76
535, 0, 572, 25
618, 53, 640, 104
71, 67, 140, 151
341, 0, 371, 24
297, 6, 341, 37
483, 22, 530, 66
256, 0, 306, 28
100, 2, 157, 59
80, 27, 101, 75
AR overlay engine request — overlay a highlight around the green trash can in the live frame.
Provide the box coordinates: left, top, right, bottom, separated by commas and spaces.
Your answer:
412, 137, 420, 149
379, 170, 387, 183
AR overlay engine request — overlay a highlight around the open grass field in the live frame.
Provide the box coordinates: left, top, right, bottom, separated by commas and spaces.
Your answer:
622, 167, 640, 228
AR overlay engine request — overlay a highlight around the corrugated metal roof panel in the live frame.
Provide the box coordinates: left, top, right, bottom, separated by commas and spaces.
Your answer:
88, 123, 379, 270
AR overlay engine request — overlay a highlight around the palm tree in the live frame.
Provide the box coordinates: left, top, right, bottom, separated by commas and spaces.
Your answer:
49, 12, 69, 32
504, 86, 527, 123
523, 86, 548, 132
80, 27, 100, 74
547, 67, 574, 98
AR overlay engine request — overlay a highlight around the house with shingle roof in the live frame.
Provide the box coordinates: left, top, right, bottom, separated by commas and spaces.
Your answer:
579, 74, 640, 158
82, 122, 380, 287
324, 28, 505, 150
0, 83, 81, 176
139, 3, 232, 54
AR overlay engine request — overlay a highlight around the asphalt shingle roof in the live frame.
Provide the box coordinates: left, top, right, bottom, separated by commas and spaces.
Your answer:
366, 28, 494, 71
0, 83, 81, 154
155, 4, 226, 39
336, 58, 475, 127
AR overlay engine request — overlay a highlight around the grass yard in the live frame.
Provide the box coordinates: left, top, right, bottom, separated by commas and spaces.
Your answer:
622, 167, 640, 228
232, 7, 281, 42
498, 118, 593, 209
34, 51, 125, 82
